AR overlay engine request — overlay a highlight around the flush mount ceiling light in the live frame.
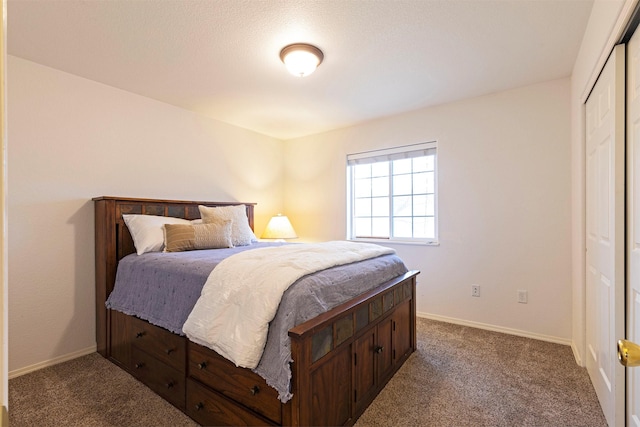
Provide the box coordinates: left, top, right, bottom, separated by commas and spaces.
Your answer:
279, 43, 324, 77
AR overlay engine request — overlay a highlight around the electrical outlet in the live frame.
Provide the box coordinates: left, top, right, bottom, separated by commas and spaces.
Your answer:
518, 290, 528, 304
471, 284, 480, 297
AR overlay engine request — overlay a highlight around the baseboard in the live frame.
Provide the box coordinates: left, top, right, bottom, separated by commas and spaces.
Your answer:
571, 341, 584, 367
8, 345, 97, 379
417, 312, 571, 346
9, 315, 572, 378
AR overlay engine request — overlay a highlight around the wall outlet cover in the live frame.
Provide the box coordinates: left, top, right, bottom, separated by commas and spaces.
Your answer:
517, 290, 528, 304
472, 285, 480, 297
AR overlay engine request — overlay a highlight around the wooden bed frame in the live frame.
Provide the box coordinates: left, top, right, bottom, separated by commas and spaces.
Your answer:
94, 196, 419, 426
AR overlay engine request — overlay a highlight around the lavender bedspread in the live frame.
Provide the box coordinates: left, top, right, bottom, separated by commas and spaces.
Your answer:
106, 242, 408, 402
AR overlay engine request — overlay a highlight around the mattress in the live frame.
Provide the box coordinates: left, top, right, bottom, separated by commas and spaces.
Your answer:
106, 242, 408, 402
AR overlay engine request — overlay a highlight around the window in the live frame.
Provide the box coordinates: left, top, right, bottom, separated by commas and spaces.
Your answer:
347, 142, 437, 244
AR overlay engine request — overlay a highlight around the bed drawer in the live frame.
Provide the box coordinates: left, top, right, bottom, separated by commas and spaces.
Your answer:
132, 347, 185, 410
188, 342, 281, 424
130, 316, 186, 373
186, 379, 273, 426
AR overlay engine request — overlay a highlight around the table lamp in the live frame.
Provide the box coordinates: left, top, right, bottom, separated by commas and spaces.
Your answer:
261, 214, 297, 242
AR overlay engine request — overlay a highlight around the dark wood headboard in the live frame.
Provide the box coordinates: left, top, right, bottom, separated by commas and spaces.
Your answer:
92, 196, 255, 355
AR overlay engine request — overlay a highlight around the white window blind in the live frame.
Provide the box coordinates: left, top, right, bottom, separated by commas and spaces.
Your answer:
347, 142, 437, 243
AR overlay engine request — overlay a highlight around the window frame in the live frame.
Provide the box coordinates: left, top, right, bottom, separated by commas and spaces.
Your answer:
346, 141, 439, 245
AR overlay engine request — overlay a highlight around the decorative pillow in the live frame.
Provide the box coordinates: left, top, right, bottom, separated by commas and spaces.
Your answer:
122, 214, 192, 255
163, 221, 233, 252
198, 204, 257, 247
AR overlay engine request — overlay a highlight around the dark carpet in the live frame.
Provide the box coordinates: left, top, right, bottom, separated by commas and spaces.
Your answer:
9, 318, 606, 426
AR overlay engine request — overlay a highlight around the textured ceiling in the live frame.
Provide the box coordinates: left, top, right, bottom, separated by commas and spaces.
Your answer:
8, 0, 594, 140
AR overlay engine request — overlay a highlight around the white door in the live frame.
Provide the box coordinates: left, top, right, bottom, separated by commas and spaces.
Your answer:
585, 44, 626, 427
627, 31, 640, 427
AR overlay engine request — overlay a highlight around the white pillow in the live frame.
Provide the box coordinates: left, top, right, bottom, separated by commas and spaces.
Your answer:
123, 214, 192, 255
198, 205, 257, 247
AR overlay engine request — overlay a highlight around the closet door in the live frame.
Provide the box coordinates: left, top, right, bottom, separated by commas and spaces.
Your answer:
585, 43, 625, 427
626, 31, 640, 427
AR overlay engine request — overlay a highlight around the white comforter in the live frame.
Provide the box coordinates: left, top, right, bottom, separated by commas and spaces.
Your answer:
182, 241, 395, 368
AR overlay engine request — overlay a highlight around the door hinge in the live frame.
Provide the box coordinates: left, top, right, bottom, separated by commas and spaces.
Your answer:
354, 353, 357, 366
393, 320, 396, 331
354, 389, 357, 402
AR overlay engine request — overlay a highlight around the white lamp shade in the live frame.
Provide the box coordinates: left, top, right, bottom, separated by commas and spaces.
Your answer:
283, 50, 320, 77
261, 214, 297, 239
280, 44, 324, 77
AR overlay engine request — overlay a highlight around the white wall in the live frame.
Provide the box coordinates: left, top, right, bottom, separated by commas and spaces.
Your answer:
9, 0, 629, 375
284, 78, 572, 342
570, 0, 634, 366
7, 56, 285, 374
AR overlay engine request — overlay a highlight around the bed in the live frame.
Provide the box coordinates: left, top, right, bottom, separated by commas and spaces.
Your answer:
94, 196, 419, 426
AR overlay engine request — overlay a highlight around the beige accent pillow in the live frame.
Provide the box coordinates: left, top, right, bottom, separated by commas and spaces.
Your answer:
163, 220, 233, 252
198, 205, 257, 247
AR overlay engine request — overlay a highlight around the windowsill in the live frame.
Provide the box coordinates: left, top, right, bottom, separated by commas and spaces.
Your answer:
349, 238, 440, 247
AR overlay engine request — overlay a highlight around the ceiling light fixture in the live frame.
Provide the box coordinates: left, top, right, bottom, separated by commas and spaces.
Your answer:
279, 43, 324, 77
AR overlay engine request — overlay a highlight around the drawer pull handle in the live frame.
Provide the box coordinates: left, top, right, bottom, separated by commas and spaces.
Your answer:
375, 345, 384, 354
195, 402, 204, 411
197, 362, 207, 370
250, 385, 260, 395
165, 348, 174, 355
166, 381, 174, 389
135, 331, 145, 339
134, 362, 145, 369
